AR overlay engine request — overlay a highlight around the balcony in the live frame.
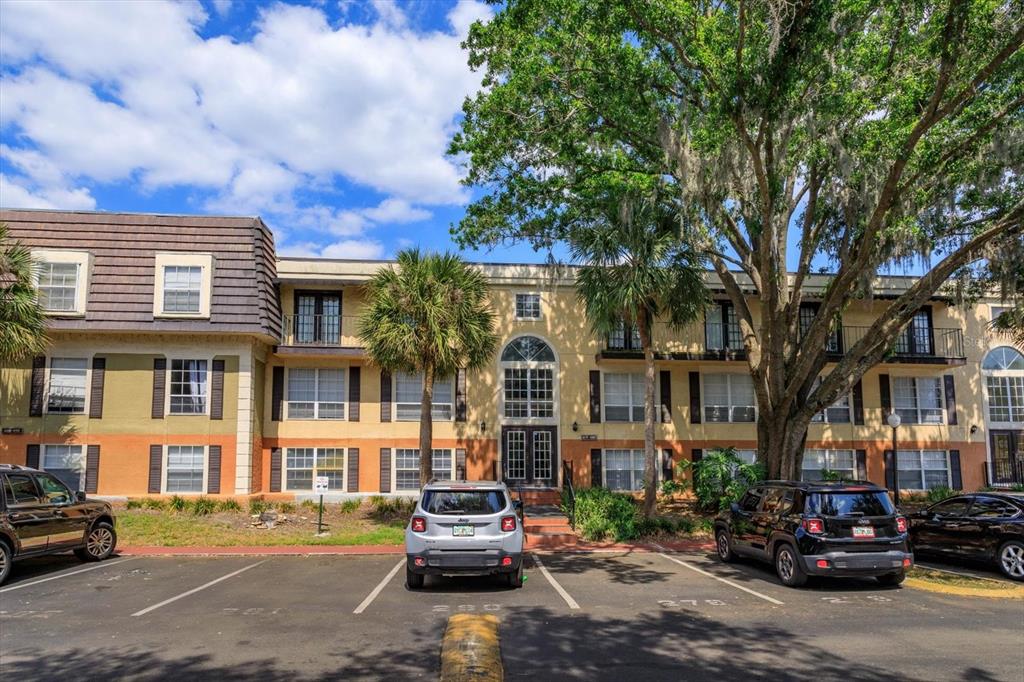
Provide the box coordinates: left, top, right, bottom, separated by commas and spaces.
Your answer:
838, 326, 965, 364
278, 314, 364, 357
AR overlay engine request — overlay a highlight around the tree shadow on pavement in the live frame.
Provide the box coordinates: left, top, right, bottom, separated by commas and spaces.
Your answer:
538, 552, 676, 585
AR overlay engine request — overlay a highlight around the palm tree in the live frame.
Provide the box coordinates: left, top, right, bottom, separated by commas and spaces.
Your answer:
358, 249, 498, 486
571, 195, 709, 518
0, 223, 48, 362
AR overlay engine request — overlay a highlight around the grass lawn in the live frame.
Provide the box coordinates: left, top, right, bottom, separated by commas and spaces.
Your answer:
115, 500, 408, 546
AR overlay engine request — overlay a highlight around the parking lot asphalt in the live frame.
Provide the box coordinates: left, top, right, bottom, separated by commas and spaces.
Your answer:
2, 551, 1022, 681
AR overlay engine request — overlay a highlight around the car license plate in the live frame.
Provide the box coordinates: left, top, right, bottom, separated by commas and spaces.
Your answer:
853, 526, 875, 539
452, 525, 475, 537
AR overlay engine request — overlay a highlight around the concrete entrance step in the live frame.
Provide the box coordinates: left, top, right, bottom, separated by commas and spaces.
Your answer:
522, 503, 564, 517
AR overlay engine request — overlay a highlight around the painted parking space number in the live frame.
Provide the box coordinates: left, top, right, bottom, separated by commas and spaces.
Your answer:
659, 599, 727, 608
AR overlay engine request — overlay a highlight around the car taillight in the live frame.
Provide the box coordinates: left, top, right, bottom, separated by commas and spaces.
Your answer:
411, 516, 426, 532
803, 518, 825, 534
903, 557, 912, 567
501, 516, 517, 532
896, 516, 908, 533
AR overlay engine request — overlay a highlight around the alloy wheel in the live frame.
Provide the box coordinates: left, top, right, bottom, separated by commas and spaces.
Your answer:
1000, 544, 1024, 579
0, 548, 8, 578
777, 549, 794, 582
87, 527, 114, 557
717, 534, 730, 559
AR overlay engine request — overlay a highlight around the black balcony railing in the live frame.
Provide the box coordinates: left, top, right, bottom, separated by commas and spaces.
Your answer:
840, 326, 965, 360
281, 314, 342, 346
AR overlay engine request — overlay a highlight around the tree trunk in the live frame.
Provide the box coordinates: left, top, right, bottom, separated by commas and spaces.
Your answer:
419, 365, 435, 487
639, 313, 658, 519
757, 406, 813, 481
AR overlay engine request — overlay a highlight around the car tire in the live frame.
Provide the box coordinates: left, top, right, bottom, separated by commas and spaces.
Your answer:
716, 530, 736, 563
775, 543, 808, 588
406, 567, 424, 590
876, 571, 906, 587
74, 522, 116, 563
0, 541, 12, 586
997, 540, 1024, 582
506, 561, 524, 589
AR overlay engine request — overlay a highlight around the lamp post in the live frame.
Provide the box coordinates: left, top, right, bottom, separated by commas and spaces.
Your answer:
887, 412, 902, 505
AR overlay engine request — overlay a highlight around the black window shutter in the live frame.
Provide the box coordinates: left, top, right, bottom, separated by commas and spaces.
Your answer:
590, 448, 603, 487
662, 448, 674, 482
659, 370, 672, 423
30, 355, 46, 417
692, 448, 703, 464
855, 449, 867, 481
269, 447, 282, 492
380, 448, 392, 492
380, 371, 392, 422
85, 445, 100, 494
949, 450, 962, 490
878, 374, 891, 414
210, 359, 225, 420
207, 445, 222, 494
89, 357, 106, 419
943, 375, 958, 425
455, 368, 467, 422
852, 379, 864, 425
884, 450, 895, 491
271, 366, 284, 422
148, 445, 162, 493
26, 443, 40, 469
152, 358, 166, 419
349, 366, 361, 422
588, 370, 601, 423
688, 372, 702, 424
348, 448, 360, 492
456, 448, 467, 480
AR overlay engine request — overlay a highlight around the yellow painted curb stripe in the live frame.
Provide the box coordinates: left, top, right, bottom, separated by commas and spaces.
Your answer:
440, 614, 503, 682
904, 577, 1024, 600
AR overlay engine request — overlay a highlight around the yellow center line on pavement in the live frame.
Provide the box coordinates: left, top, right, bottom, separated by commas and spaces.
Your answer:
651, 544, 784, 606
131, 560, 267, 617
353, 559, 404, 614
531, 553, 580, 610
0, 558, 138, 593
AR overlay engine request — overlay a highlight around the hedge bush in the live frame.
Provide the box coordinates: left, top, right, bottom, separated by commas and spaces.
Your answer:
678, 447, 765, 512
569, 487, 639, 542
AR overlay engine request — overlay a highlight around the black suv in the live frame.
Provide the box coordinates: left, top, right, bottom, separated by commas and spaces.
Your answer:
0, 464, 117, 585
715, 480, 913, 587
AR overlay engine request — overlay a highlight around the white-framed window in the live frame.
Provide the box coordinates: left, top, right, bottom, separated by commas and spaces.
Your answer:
169, 359, 208, 414
285, 447, 346, 492
286, 368, 345, 419
515, 293, 541, 319
153, 252, 213, 318
37, 262, 80, 312
165, 445, 206, 493
395, 372, 453, 421
41, 444, 86, 492
162, 265, 202, 313
394, 448, 454, 491
897, 449, 950, 490
604, 449, 646, 491
892, 376, 944, 424
503, 368, 554, 418
47, 357, 88, 414
987, 376, 1024, 423
733, 449, 757, 465
608, 320, 642, 351
801, 449, 856, 482
810, 379, 853, 424
604, 373, 644, 422
990, 305, 1011, 323
703, 373, 756, 422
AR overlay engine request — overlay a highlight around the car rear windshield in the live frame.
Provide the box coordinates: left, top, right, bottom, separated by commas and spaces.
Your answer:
421, 490, 507, 515
806, 491, 895, 517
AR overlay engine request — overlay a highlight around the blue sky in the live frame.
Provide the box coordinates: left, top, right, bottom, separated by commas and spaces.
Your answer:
0, 0, 560, 263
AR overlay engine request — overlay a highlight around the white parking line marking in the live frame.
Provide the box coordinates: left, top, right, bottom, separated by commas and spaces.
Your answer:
353, 559, 404, 615
0, 558, 137, 593
652, 547, 783, 605
532, 553, 580, 610
131, 561, 266, 617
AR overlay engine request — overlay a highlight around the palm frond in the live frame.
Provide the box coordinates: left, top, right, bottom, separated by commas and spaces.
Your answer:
0, 223, 49, 362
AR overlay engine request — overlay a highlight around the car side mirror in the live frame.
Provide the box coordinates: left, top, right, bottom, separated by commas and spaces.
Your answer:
730, 502, 740, 513
76, 491, 87, 502
513, 500, 523, 512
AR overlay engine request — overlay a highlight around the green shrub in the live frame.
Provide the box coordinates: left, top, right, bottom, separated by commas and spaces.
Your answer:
572, 487, 639, 542
125, 498, 143, 510
678, 447, 765, 513
301, 499, 319, 512
168, 495, 187, 512
925, 486, 958, 503
143, 498, 166, 511
695, 518, 715, 534
248, 497, 270, 515
217, 499, 242, 513
340, 498, 362, 513
190, 496, 217, 516
278, 502, 296, 514
819, 469, 842, 482
660, 480, 687, 496
674, 517, 696, 534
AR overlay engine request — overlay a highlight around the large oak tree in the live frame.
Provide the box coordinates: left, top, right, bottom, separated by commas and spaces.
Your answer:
450, 0, 1024, 479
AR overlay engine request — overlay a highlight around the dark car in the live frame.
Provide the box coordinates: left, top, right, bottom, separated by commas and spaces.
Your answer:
715, 480, 913, 587
909, 492, 1024, 581
0, 464, 117, 585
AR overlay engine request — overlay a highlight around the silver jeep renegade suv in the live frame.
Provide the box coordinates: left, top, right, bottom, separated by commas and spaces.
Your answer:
404, 480, 524, 589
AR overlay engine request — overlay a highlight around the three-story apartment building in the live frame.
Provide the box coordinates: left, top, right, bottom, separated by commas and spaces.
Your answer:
2, 209, 1022, 501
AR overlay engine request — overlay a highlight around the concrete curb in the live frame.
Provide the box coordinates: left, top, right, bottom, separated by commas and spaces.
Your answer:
440, 614, 503, 682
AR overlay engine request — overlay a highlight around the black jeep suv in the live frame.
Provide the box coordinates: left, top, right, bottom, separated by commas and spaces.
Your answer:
0, 464, 117, 585
714, 480, 913, 587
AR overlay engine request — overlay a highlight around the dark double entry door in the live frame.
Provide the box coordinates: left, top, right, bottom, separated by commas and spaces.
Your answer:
502, 426, 558, 487
991, 431, 1023, 484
